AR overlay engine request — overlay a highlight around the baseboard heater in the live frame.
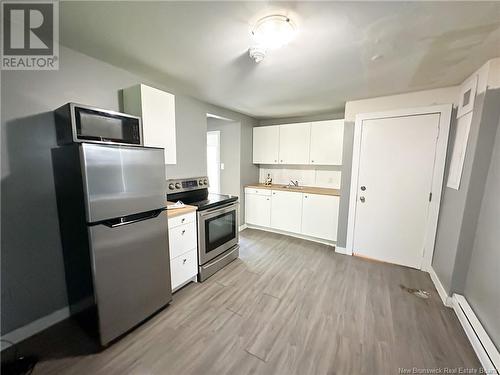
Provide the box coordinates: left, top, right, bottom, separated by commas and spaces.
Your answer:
452, 294, 500, 373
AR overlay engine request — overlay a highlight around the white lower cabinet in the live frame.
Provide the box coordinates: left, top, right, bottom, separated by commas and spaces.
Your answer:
301, 194, 339, 241
245, 188, 271, 227
245, 188, 339, 242
168, 212, 198, 290
170, 250, 197, 290
270, 190, 303, 233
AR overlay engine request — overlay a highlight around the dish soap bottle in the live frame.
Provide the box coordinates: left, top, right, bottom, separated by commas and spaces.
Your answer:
264, 173, 272, 186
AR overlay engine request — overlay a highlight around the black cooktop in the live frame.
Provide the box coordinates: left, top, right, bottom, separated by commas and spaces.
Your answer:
167, 188, 238, 211
191, 193, 238, 211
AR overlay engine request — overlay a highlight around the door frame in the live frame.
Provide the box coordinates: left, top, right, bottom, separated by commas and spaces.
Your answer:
345, 105, 452, 271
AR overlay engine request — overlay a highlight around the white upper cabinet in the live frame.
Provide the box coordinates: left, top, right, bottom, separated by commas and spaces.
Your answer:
278, 123, 311, 165
309, 120, 344, 165
252, 120, 344, 166
123, 84, 176, 164
301, 194, 339, 241
253, 126, 280, 164
270, 190, 303, 233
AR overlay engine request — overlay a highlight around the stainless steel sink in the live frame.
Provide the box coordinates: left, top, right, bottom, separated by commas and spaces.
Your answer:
281, 185, 304, 190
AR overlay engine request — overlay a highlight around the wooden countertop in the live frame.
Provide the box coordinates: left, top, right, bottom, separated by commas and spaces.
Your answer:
166, 201, 198, 218
245, 183, 340, 197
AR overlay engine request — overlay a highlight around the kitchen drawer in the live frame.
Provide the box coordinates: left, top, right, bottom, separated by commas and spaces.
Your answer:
169, 221, 197, 259
170, 249, 197, 290
168, 211, 196, 229
244, 187, 272, 196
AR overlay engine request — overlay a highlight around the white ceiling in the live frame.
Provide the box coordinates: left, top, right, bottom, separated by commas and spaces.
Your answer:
60, 2, 500, 118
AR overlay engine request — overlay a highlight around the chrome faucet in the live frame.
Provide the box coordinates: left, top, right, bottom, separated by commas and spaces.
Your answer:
289, 180, 299, 187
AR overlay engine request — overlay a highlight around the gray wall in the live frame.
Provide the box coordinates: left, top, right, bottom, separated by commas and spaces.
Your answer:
207, 117, 259, 224
432, 89, 500, 294
258, 111, 344, 126
463, 113, 500, 349
1, 45, 257, 335
258, 111, 350, 247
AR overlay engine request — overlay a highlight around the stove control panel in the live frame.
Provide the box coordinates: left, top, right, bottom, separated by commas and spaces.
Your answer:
167, 176, 209, 193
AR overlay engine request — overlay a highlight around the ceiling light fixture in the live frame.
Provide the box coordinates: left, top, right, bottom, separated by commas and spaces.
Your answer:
248, 15, 296, 63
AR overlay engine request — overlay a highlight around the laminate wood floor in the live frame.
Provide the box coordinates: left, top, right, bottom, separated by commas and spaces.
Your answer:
17, 229, 480, 374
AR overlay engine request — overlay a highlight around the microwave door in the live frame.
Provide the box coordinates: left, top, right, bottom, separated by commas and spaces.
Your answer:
81, 143, 167, 223
75, 105, 141, 145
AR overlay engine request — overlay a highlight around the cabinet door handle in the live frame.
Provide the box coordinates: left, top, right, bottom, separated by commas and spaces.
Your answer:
183, 259, 187, 264
181, 229, 186, 235
311, 160, 314, 163
181, 218, 186, 223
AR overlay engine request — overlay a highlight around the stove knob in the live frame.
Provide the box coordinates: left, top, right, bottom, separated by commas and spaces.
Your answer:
175, 183, 181, 189
198, 179, 203, 185
203, 179, 208, 185
168, 183, 175, 190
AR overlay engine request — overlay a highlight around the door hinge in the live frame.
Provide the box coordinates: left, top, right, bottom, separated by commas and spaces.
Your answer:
429, 192, 433, 202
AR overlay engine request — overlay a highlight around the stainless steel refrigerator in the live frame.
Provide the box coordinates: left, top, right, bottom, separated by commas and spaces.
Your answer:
53, 142, 172, 346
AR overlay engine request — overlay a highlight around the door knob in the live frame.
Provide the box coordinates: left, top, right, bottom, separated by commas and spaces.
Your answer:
360, 196, 366, 203
360, 186, 366, 191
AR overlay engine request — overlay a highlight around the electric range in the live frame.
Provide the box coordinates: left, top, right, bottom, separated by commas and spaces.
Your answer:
167, 176, 239, 281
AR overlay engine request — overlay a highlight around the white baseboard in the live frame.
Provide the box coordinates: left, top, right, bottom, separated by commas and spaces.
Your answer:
451, 294, 500, 373
429, 267, 453, 307
1, 306, 70, 351
335, 246, 351, 255
246, 224, 335, 247
239, 224, 248, 232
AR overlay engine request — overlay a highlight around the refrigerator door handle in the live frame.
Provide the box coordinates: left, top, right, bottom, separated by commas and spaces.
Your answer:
102, 209, 163, 228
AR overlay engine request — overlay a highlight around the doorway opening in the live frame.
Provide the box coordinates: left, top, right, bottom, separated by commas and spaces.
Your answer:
206, 130, 220, 194
206, 114, 241, 197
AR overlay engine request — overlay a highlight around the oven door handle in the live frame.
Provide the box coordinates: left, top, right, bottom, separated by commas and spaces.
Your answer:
199, 202, 239, 217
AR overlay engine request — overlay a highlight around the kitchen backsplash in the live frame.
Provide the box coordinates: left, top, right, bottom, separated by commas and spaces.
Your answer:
259, 166, 341, 189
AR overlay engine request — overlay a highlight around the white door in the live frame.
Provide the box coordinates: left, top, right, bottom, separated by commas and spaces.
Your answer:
206, 131, 220, 194
352, 113, 440, 269
270, 190, 302, 232
301, 194, 339, 241
278, 123, 311, 164
245, 193, 271, 227
309, 120, 344, 165
253, 126, 279, 164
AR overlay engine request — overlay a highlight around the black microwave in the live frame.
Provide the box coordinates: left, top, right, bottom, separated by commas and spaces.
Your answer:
55, 103, 142, 146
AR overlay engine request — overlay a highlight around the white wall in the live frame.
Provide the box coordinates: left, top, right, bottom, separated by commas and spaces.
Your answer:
345, 86, 460, 122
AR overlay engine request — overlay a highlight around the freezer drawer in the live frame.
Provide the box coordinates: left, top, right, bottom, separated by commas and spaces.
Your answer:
81, 143, 167, 223
88, 209, 171, 345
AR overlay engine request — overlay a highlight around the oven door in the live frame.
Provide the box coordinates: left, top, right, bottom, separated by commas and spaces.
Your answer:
198, 202, 239, 265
